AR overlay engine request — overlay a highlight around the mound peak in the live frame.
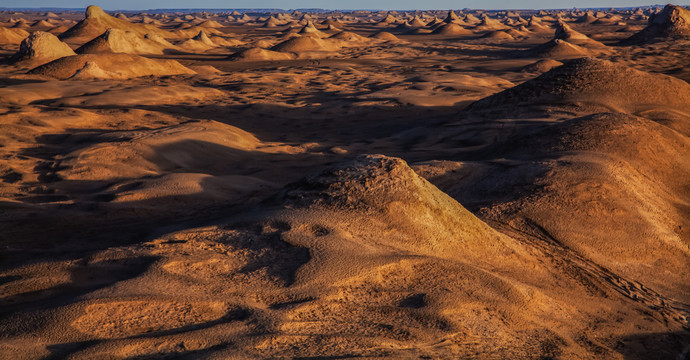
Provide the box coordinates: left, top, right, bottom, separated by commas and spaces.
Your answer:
470, 57, 690, 113
60, 5, 170, 44
69, 60, 122, 79
623, 4, 690, 43
554, 20, 590, 41
12, 31, 76, 65
192, 30, 214, 46
85, 5, 108, 19
527, 38, 591, 58
444, 10, 460, 23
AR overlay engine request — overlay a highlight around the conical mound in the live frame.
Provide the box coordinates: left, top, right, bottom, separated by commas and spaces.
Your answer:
0, 27, 29, 44
623, 4, 690, 43
526, 39, 591, 58
554, 20, 605, 47
59, 5, 170, 44
271, 36, 335, 52
28, 53, 195, 80
229, 47, 296, 61
11, 31, 76, 65
431, 22, 472, 35
76, 28, 166, 55
298, 21, 326, 37
192, 30, 215, 46
370, 31, 399, 41
470, 57, 690, 113
576, 12, 597, 23
274, 154, 508, 258
69, 60, 124, 79
444, 10, 460, 23
329, 31, 367, 42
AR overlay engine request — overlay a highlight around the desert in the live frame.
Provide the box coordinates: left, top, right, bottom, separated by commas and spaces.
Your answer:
0, 2, 688, 359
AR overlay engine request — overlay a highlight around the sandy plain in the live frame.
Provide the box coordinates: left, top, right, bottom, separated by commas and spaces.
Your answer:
0, 4, 689, 359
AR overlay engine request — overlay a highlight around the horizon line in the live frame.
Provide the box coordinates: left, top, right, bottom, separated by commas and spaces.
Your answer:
0, 4, 670, 12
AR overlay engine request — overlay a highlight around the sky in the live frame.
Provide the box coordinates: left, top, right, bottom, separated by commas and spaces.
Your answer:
0, 0, 680, 10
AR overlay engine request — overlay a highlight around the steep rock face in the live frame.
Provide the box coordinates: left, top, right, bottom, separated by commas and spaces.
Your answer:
623, 4, 690, 43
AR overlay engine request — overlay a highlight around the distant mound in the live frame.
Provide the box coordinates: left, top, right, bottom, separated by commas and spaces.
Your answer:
553, 20, 606, 47
76, 28, 167, 55
623, 4, 690, 43
481, 30, 514, 40
329, 31, 367, 42
59, 5, 170, 44
28, 53, 195, 80
298, 21, 327, 37
11, 31, 76, 65
576, 12, 598, 23
370, 31, 399, 41
271, 36, 337, 52
526, 39, 591, 58
470, 57, 690, 113
229, 47, 296, 61
0, 26, 29, 44
177, 31, 217, 52
431, 22, 472, 35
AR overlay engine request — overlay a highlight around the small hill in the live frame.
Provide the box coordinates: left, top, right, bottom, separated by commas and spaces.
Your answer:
470, 57, 690, 114
623, 4, 690, 43
431, 22, 472, 35
526, 39, 591, 58
329, 31, 367, 42
370, 31, 399, 41
28, 53, 195, 80
59, 5, 171, 44
229, 47, 296, 61
273, 154, 511, 258
0, 26, 29, 44
554, 20, 606, 47
76, 28, 167, 55
482, 30, 514, 40
271, 36, 337, 52
11, 31, 76, 65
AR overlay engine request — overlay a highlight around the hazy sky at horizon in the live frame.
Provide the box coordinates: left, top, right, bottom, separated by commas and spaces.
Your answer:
0, 1, 683, 11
